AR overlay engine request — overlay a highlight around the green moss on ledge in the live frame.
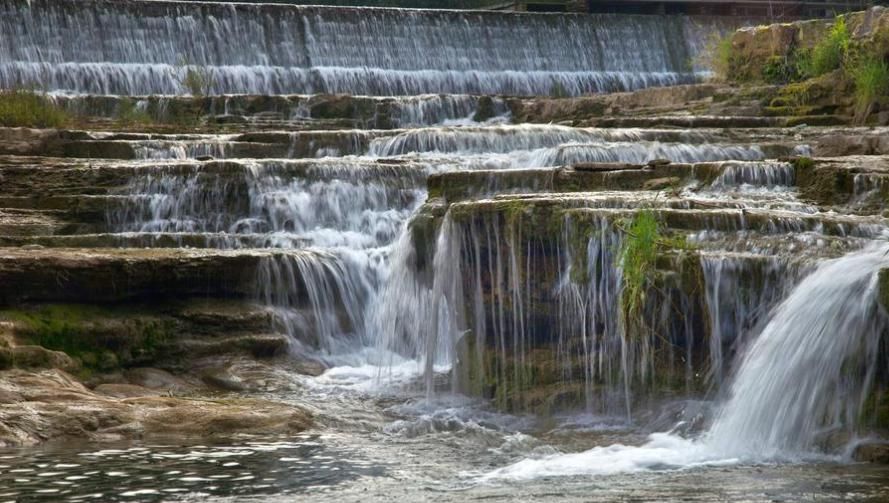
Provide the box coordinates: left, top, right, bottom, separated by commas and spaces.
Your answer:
1, 304, 173, 373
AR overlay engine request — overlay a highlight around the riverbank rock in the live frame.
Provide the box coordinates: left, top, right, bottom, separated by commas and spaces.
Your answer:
853, 442, 889, 464
0, 368, 312, 447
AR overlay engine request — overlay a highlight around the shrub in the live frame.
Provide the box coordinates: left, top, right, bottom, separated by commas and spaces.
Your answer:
697, 33, 734, 81
763, 55, 802, 84
799, 16, 850, 78
178, 58, 215, 97
0, 88, 67, 128
850, 55, 889, 120
117, 97, 153, 125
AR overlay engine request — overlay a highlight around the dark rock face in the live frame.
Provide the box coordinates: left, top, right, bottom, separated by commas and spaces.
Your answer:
853, 442, 889, 464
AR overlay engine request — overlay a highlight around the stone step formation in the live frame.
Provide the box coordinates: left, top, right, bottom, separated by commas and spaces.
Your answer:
0, 0, 888, 488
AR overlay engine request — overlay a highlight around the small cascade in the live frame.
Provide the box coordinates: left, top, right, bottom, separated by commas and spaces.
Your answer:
709, 161, 795, 189
706, 244, 889, 457
106, 164, 247, 235
385, 205, 712, 414
367, 126, 776, 168
50, 93, 512, 128
368, 125, 612, 156
107, 158, 426, 355
131, 138, 233, 161
108, 160, 425, 248
555, 215, 629, 414
387, 95, 511, 127
529, 142, 766, 167
256, 250, 379, 356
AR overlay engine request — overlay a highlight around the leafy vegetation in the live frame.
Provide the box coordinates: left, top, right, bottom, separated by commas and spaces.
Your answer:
762, 55, 802, 85
798, 16, 850, 78
617, 210, 692, 336
179, 58, 215, 97
117, 97, 154, 125
697, 33, 734, 81
849, 55, 889, 119
0, 88, 68, 128
619, 210, 660, 329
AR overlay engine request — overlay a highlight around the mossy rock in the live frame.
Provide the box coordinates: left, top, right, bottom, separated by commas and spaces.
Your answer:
792, 157, 855, 207
1, 304, 174, 371
472, 96, 497, 122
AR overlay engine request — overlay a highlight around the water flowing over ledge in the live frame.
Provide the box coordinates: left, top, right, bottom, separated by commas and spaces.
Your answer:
0, 0, 728, 96
483, 244, 889, 480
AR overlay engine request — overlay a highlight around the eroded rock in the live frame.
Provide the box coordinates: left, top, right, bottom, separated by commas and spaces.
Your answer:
0, 369, 312, 447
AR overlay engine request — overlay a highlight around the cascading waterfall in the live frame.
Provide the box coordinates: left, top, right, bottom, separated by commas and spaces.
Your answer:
484, 244, 889, 480
700, 254, 804, 384
380, 205, 712, 414
705, 243, 889, 457
1, 0, 730, 96
108, 158, 425, 356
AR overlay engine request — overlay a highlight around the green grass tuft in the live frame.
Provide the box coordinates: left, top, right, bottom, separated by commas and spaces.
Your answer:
619, 210, 660, 329
0, 88, 68, 128
697, 33, 734, 81
799, 16, 850, 78
850, 55, 889, 120
117, 97, 154, 125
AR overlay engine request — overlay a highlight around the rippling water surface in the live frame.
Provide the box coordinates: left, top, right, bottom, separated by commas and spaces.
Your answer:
2, 363, 888, 502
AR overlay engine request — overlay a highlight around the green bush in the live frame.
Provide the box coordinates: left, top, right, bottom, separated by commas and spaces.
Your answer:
183, 66, 213, 96
178, 57, 215, 97
117, 97, 153, 125
799, 16, 850, 78
697, 33, 734, 81
0, 88, 67, 128
762, 55, 802, 84
850, 55, 889, 118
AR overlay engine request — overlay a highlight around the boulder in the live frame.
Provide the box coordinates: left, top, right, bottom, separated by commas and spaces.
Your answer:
853, 442, 889, 463
0, 369, 312, 447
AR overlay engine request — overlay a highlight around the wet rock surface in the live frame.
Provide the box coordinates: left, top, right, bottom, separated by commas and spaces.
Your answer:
0, 368, 312, 447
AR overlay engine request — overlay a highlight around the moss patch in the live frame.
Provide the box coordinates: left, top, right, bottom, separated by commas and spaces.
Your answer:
1, 304, 174, 372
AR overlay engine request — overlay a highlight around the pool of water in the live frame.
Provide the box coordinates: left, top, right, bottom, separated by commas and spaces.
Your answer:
2, 366, 888, 502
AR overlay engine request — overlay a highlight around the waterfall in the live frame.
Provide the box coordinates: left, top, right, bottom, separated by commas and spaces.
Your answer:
484, 244, 889, 480
706, 244, 889, 457
384, 206, 712, 413
700, 254, 804, 385
0, 0, 729, 96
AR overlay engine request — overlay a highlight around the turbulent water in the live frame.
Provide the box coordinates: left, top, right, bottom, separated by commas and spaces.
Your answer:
0, 0, 727, 96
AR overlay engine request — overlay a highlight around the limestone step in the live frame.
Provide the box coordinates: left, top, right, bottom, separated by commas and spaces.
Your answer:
0, 248, 315, 304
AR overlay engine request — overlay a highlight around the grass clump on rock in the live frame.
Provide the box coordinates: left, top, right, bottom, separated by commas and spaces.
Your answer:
697, 33, 735, 81
618, 209, 691, 337
799, 16, 850, 78
0, 88, 68, 128
619, 210, 660, 327
849, 55, 889, 120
